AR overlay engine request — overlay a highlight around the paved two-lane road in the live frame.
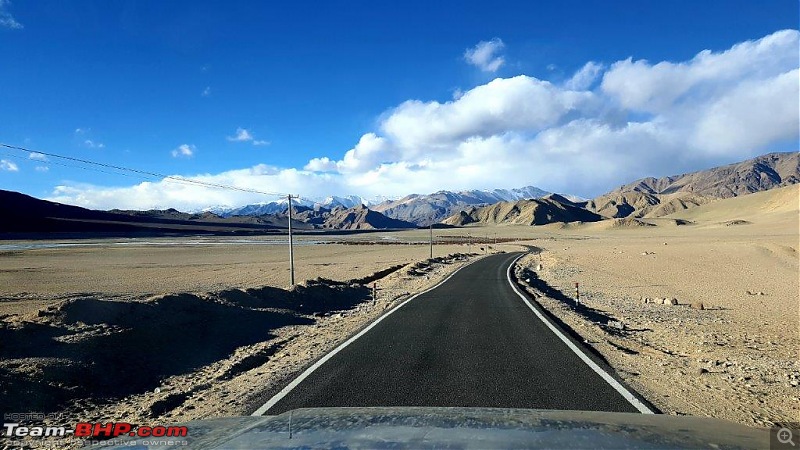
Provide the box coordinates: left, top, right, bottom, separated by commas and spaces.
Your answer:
262, 252, 645, 415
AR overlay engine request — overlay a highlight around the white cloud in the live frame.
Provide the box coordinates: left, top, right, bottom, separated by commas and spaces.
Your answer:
46, 165, 337, 211
227, 127, 269, 146
690, 68, 799, 155
0, 159, 19, 172
75, 129, 104, 148
601, 29, 799, 113
171, 144, 195, 158
379, 75, 597, 150
304, 156, 337, 172
202, 86, 211, 97
29, 152, 48, 161
48, 30, 800, 209
0, 0, 22, 29
227, 128, 253, 142
35, 166, 49, 172
84, 139, 105, 149
464, 38, 505, 72
564, 61, 604, 91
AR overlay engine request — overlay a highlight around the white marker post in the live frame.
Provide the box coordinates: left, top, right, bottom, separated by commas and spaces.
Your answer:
575, 282, 580, 306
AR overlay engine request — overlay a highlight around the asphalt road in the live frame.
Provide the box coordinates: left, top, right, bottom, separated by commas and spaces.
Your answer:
265, 252, 641, 415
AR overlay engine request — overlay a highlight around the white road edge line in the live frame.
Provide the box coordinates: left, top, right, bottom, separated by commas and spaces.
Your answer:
251, 256, 483, 416
506, 253, 655, 414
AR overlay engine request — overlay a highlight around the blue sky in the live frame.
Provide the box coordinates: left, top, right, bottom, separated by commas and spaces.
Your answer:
0, 1, 797, 210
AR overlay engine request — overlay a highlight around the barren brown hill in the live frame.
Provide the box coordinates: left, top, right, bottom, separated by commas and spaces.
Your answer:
442, 198, 603, 226
665, 183, 799, 225
586, 152, 798, 218
320, 205, 417, 230
585, 191, 715, 219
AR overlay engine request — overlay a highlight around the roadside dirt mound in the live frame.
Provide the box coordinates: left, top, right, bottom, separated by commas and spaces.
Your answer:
723, 219, 752, 226
1, 293, 317, 414
606, 218, 657, 228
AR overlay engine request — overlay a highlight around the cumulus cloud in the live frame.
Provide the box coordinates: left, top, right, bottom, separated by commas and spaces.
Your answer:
601, 29, 799, 112
202, 86, 211, 97
0, 159, 19, 172
0, 0, 22, 29
35, 166, 49, 172
171, 144, 195, 158
50, 30, 799, 210
227, 127, 269, 146
29, 152, 48, 161
46, 165, 338, 211
464, 38, 505, 72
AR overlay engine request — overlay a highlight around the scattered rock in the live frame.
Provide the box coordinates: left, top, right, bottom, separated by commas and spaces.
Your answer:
691, 301, 705, 310
609, 320, 625, 330
661, 297, 677, 305
697, 368, 709, 375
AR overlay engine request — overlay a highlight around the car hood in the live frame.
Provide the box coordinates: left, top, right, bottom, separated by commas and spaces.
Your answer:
85, 407, 767, 449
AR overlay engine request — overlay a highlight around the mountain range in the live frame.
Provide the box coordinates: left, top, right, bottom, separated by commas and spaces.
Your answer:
0, 190, 418, 236
442, 196, 603, 226
583, 152, 798, 219
1, 151, 796, 236
442, 151, 798, 226
208, 185, 558, 226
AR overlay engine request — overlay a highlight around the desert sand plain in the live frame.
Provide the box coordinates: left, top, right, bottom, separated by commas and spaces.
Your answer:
514, 185, 799, 427
0, 186, 797, 448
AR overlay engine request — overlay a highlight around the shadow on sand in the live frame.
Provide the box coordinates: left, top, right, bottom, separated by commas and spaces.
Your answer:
0, 282, 372, 414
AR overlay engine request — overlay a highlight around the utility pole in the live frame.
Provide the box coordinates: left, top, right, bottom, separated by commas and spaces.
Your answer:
287, 194, 298, 286
429, 224, 433, 259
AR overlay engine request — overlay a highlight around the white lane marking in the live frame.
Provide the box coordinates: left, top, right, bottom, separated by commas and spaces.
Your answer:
506, 254, 655, 414
252, 256, 485, 416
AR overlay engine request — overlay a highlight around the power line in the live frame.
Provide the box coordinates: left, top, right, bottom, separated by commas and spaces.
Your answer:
1, 142, 307, 287
0, 149, 162, 181
0, 143, 290, 198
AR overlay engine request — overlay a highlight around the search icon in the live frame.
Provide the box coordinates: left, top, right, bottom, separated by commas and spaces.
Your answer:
778, 428, 795, 446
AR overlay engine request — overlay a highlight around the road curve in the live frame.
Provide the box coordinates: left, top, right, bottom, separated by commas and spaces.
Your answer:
263, 252, 642, 415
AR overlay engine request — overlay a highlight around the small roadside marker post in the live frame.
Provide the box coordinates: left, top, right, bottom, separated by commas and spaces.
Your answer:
372, 282, 377, 303
575, 282, 580, 306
